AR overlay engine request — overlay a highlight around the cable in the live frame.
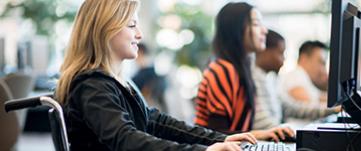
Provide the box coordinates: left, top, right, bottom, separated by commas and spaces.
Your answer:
343, 106, 354, 151
341, 83, 353, 151
349, 131, 361, 151
348, 92, 361, 111
344, 92, 361, 151
339, 105, 353, 151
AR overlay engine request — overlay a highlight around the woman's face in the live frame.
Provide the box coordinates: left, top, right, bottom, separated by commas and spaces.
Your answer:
244, 9, 268, 53
110, 14, 143, 62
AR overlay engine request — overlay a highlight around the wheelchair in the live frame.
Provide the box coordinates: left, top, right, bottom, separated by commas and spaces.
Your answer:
4, 95, 70, 151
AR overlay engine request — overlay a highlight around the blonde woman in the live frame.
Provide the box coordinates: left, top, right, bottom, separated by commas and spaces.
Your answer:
56, 0, 257, 150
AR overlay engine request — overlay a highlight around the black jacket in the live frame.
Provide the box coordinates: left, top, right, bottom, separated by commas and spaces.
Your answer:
63, 69, 227, 151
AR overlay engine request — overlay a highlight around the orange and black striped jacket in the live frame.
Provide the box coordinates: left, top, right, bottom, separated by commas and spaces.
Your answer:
194, 58, 253, 134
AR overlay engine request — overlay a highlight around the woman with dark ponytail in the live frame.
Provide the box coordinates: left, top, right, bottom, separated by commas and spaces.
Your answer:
194, 2, 294, 142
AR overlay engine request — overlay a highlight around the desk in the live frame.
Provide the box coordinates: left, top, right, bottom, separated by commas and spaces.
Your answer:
251, 114, 358, 150
296, 123, 361, 150
282, 116, 341, 151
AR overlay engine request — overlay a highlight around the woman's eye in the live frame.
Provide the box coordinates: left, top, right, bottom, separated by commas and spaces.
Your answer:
129, 25, 136, 28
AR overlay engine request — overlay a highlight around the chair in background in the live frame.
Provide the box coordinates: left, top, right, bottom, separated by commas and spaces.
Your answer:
0, 78, 20, 151
3, 72, 34, 99
4, 95, 69, 151
3, 72, 35, 131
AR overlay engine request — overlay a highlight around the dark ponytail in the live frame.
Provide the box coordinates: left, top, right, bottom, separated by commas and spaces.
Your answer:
213, 2, 255, 110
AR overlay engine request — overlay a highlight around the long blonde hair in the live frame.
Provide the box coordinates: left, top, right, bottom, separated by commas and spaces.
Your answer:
56, 0, 139, 104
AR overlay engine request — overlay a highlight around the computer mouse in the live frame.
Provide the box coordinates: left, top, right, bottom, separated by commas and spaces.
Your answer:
268, 134, 297, 143
281, 135, 297, 143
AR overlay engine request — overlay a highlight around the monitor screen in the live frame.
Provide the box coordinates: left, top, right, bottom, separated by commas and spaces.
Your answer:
329, 0, 361, 126
328, 0, 360, 107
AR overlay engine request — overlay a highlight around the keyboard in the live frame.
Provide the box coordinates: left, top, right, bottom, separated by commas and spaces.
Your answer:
240, 142, 289, 151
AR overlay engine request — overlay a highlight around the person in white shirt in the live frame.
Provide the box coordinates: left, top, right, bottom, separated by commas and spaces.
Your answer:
279, 41, 328, 107
252, 30, 285, 129
253, 33, 339, 130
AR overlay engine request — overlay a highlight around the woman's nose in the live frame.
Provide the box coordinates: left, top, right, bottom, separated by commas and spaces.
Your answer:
135, 27, 143, 40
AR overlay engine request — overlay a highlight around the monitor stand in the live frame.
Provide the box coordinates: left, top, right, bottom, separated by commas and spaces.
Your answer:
343, 90, 361, 126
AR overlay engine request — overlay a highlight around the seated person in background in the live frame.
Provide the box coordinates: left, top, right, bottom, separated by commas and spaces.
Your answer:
56, 0, 258, 150
132, 43, 168, 113
194, 2, 294, 142
279, 41, 329, 106
312, 62, 329, 91
252, 30, 339, 130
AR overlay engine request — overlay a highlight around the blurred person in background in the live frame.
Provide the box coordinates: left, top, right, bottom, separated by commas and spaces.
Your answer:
194, 2, 294, 142
278, 41, 329, 107
132, 43, 168, 113
252, 30, 339, 130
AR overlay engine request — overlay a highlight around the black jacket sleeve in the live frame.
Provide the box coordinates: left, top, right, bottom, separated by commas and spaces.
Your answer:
146, 108, 227, 145
74, 79, 208, 151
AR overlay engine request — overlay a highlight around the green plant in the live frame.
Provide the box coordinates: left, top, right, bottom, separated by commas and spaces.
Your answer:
1, 0, 76, 36
158, 2, 214, 68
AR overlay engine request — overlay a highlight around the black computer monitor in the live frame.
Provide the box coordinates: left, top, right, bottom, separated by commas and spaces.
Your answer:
328, 0, 361, 126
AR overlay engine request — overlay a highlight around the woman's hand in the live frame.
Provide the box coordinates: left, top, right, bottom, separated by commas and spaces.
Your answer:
225, 132, 257, 144
250, 126, 295, 142
206, 142, 242, 151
